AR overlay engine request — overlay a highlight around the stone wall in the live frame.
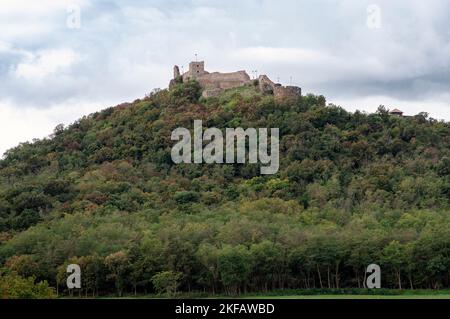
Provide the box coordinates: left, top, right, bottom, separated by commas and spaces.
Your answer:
273, 85, 302, 102
258, 75, 276, 94
180, 62, 251, 97
259, 75, 301, 101
197, 71, 251, 90
202, 88, 223, 98
170, 61, 301, 100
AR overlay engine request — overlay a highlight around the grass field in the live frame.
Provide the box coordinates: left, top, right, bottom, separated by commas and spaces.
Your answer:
242, 294, 450, 299
98, 294, 450, 299
100, 289, 450, 299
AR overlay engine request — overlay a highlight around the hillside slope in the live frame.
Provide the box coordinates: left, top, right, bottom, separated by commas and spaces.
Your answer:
0, 81, 449, 295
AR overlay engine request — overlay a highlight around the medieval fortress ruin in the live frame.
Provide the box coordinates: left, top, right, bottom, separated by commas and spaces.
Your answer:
169, 61, 301, 100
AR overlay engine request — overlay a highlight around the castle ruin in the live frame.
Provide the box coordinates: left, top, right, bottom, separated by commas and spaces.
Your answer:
169, 61, 301, 101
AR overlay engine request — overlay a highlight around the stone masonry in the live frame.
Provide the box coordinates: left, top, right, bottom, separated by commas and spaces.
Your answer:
170, 61, 301, 100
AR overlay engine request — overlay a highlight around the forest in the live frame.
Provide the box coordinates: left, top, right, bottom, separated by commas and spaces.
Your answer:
0, 80, 449, 298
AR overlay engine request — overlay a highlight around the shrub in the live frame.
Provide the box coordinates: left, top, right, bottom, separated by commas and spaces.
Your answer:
0, 271, 55, 299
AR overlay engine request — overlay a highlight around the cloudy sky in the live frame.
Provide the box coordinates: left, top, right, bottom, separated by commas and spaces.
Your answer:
1, 0, 450, 156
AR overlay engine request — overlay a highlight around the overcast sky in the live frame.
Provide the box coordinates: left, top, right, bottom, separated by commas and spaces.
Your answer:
1, 0, 450, 156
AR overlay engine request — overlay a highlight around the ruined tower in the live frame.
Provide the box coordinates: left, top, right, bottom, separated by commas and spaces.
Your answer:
173, 65, 180, 79
187, 61, 206, 79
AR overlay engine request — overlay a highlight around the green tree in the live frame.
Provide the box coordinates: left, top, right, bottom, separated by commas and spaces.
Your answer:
105, 251, 130, 297
151, 271, 183, 297
218, 245, 252, 295
381, 241, 408, 289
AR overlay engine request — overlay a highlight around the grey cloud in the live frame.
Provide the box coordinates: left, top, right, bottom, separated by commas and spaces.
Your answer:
0, 0, 449, 118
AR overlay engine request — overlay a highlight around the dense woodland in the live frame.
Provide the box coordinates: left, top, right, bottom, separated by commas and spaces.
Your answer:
0, 80, 449, 297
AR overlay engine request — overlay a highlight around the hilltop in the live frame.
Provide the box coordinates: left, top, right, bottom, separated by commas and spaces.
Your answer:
0, 81, 449, 296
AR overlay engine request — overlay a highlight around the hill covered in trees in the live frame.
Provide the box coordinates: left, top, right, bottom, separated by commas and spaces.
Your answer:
0, 80, 449, 297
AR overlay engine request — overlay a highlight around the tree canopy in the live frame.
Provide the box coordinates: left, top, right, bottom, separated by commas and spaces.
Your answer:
0, 82, 449, 296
